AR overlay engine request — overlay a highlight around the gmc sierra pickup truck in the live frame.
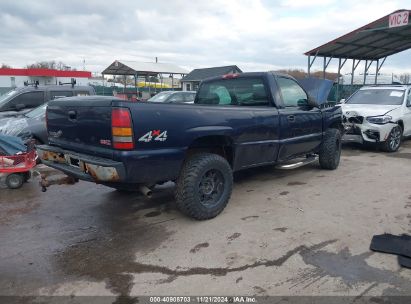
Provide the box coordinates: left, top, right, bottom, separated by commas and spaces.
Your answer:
38, 72, 343, 220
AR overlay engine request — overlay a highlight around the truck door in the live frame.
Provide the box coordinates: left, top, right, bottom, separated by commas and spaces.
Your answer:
196, 76, 280, 169
276, 76, 323, 161
228, 78, 280, 169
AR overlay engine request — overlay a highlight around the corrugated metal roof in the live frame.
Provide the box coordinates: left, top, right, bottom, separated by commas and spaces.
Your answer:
102, 60, 188, 76
181, 65, 242, 82
305, 9, 411, 60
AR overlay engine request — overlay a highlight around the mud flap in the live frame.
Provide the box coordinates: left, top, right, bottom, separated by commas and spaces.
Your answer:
399, 255, 411, 269
370, 234, 411, 269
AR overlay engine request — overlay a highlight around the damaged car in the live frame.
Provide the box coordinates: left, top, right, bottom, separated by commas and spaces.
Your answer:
341, 85, 411, 152
0, 103, 47, 144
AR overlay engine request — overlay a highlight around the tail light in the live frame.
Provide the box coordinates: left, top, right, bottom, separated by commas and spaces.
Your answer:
111, 108, 134, 150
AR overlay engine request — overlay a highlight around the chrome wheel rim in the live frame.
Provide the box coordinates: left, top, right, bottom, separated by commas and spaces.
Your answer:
389, 127, 401, 150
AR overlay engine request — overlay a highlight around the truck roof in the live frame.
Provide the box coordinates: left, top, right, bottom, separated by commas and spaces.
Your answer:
201, 71, 297, 83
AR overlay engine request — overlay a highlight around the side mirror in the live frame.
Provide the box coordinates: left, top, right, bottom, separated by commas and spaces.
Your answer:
15, 104, 26, 111
339, 98, 346, 104
297, 99, 309, 107
306, 97, 319, 108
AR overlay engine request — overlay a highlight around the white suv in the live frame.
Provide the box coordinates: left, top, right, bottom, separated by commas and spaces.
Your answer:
341, 85, 411, 152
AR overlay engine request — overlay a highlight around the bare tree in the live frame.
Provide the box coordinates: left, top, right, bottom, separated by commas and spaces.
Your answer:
26, 60, 73, 70
1, 63, 11, 68
275, 69, 338, 81
399, 73, 410, 84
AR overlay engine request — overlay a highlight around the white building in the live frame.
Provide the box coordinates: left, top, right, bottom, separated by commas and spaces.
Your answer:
0, 68, 92, 89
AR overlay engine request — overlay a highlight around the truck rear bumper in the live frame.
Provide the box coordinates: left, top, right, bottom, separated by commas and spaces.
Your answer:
37, 145, 126, 182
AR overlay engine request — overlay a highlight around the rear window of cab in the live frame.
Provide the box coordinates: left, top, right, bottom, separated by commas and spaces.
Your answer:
196, 78, 269, 106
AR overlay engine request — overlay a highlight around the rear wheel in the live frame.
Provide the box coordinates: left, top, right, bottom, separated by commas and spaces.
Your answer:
319, 128, 342, 170
175, 153, 233, 220
6, 173, 24, 189
381, 125, 402, 152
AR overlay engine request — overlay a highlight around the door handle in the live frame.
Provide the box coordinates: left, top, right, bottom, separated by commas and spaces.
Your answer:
287, 115, 295, 122
68, 110, 77, 120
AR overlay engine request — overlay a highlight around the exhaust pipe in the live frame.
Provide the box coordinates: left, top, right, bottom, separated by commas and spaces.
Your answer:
138, 185, 152, 198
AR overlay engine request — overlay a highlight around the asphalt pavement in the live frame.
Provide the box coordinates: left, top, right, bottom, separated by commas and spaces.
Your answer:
1, 142, 411, 301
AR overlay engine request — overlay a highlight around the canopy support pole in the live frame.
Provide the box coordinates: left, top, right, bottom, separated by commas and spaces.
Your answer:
351, 59, 361, 85
308, 56, 311, 77
307, 51, 318, 77
374, 57, 386, 84
171, 74, 174, 91
134, 73, 138, 98
336, 58, 348, 102
363, 60, 373, 85
123, 75, 126, 94
102, 73, 105, 96
323, 56, 332, 79
374, 59, 379, 84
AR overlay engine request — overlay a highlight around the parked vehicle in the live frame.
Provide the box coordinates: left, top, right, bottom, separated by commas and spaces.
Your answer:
0, 136, 37, 189
341, 85, 411, 152
37, 72, 343, 220
0, 84, 95, 119
0, 103, 48, 144
147, 91, 196, 103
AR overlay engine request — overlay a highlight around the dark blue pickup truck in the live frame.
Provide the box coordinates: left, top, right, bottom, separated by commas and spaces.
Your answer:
38, 72, 342, 220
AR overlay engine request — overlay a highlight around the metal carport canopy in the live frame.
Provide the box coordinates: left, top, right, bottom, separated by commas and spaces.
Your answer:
102, 60, 189, 94
304, 9, 411, 84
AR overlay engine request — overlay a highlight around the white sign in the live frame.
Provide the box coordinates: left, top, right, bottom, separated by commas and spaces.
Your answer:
389, 11, 409, 28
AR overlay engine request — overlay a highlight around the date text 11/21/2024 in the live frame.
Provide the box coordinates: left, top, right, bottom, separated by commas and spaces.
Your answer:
149, 296, 257, 303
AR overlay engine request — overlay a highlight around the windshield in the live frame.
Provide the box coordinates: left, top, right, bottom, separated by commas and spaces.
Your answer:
0, 89, 19, 106
148, 91, 174, 102
346, 89, 405, 105
25, 103, 47, 118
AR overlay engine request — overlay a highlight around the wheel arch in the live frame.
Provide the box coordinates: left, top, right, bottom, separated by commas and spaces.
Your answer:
328, 121, 344, 133
186, 135, 235, 167
397, 120, 404, 132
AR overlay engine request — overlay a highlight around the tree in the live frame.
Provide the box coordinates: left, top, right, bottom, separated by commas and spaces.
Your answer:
26, 60, 73, 70
1, 63, 11, 68
275, 69, 338, 81
148, 76, 159, 83
399, 73, 410, 84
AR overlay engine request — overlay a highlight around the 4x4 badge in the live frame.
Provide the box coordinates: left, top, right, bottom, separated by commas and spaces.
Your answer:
138, 130, 168, 142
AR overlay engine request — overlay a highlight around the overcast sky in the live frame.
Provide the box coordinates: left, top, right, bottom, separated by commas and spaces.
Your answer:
1, 0, 411, 75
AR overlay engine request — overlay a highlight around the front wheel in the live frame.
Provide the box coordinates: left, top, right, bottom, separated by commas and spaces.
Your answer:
381, 125, 402, 152
6, 173, 24, 189
175, 153, 233, 220
319, 128, 342, 170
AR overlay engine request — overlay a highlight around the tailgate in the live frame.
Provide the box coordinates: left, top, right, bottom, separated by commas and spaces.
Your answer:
47, 96, 116, 157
